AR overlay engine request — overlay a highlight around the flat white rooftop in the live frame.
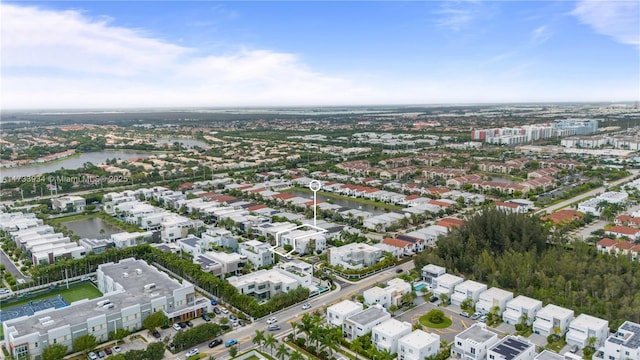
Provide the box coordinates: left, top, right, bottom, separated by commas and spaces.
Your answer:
400, 329, 440, 348
373, 318, 412, 335
435, 273, 464, 286
571, 314, 608, 329
480, 287, 513, 300
455, 280, 487, 292
328, 300, 363, 315
507, 295, 542, 309
538, 304, 574, 319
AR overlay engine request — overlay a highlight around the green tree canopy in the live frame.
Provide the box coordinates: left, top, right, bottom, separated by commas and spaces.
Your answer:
143, 311, 168, 331
42, 344, 68, 360
72, 334, 97, 354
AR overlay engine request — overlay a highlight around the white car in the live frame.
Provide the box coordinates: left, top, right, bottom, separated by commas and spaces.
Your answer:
186, 348, 200, 357
302, 303, 311, 310
113, 346, 122, 353
221, 308, 229, 314
266, 317, 277, 325
173, 323, 182, 331
88, 352, 98, 360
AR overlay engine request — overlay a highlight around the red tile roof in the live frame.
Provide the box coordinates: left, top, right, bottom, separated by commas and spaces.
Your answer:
382, 238, 413, 248
597, 238, 617, 247
606, 225, 640, 236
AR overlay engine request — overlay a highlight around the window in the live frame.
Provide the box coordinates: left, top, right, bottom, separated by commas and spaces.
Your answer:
490, 356, 495, 359
471, 348, 476, 354
458, 342, 462, 346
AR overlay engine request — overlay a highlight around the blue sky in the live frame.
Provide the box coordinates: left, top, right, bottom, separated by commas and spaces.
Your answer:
2, 1, 639, 109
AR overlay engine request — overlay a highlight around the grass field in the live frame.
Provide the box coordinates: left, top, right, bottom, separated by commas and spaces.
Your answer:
1, 282, 102, 310
419, 313, 453, 329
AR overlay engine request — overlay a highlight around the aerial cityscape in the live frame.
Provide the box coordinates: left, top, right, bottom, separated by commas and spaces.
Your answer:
1, 1, 640, 360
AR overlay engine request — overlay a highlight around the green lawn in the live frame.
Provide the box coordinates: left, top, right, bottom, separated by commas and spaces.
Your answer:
1, 282, 102, 309
419, 314, 453, 329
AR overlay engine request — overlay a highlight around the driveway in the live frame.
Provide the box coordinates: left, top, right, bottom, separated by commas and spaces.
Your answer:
0, 249, 30, 281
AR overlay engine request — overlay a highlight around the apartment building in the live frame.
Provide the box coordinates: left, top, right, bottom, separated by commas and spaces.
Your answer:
398, 330, 441, 360
533, 304, 575, 336
326, 300, 364, 327
372, 319, 412, 354
451, 323, 500, 360
503, 296, 543, 326
3, 258, 204, 360
51, 195, 86, 212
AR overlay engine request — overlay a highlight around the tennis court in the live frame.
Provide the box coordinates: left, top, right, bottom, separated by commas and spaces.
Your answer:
0, 295, 69, 322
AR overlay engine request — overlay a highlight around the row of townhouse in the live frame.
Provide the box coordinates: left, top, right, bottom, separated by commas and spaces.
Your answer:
596, 238, 640, 260
446, 174, 556, 194
478, 159, 528, 174
227, 260, 315, 300
423, 264, 610, 348
577, 191, 629, 217
3, 258, 209, 360
327, 301, 442, 359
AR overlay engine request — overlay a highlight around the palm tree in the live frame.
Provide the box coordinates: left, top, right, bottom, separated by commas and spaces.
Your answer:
290, 350, 305, 360
253, 329, 265, 351
276, 343, 289, 360
290, 321, 299, 339
265, 334, 277, 356
352, 337, 365, 360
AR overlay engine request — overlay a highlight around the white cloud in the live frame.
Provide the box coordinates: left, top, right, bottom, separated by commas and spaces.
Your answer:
572, 0, 640, 47
434, 1, 481, 32
531, 25, 552, 44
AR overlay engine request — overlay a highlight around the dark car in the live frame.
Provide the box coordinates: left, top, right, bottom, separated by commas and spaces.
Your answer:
238, 320, 246, 327
202, 314, 211, 321
229, 314, 237, 321
213, 307, 221, 314
186, 321, 193, 327
152, 330, 161, 339
178, 322, 187, 329
429, 296, 439, 303
104, 348, 112, 355
396, 268, 403, 273
209, 339, 223, 348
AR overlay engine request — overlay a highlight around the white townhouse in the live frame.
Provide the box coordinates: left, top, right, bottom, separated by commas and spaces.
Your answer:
487, 336, 536, 360
433, 273, 464, 297
343, 305, 391, 340
398, 330, 441, 360
363, 278, 412, 309
451, 280, 487, 306
476, 288, 514, 315
503, 296, 543, 326
598, 321, 640, 360
109, 231, 154, 248
326, 300, 364, 327
533, 304, 575, 336
451, 323, 500, 360
372, 319, 413, 354
422, 264, 446, 285
566, 314, 609, 349
227, 269, 299, 301
51, 195, 86, 212
177, 235, 203, 256
238, 240, 274, 268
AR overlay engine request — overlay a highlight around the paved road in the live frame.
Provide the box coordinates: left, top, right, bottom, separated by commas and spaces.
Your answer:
0, 248, 30, 282
167, 261, 416, 360
536, 170, 639, 215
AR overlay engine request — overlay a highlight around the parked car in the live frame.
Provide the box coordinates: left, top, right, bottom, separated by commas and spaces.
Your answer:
238, 320, 246, 327
97, 350, 106, 358
179, 322, 187, 328
186, 321, 193, 327
186, 348, 200, 357
460, 311, 470, 318
479, 315, 488, 323
209, 339, 223, 348
152, 330, 161, 339
113, 346, 122, 353
471, 312, 482, 320
229, 314, 237, 321
396, 268, 404, 273
104, 348, 112, 355
202, 313, 211, 321
268, 324, 281, 331
429, 296, 439, 303
88, 352, 98, 360
570, 345, 579, 353
213, 307, 221, 314
302, 303, 311, 310
221, 308, 229, 314
172, 323, 182, 331
210, 298, 217, 305
225, 339, 238, 347
266, 317, 277, 325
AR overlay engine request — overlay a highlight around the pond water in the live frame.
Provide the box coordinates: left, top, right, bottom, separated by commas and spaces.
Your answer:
63, 217, 123, 240
156, 138, 210, 149
289, 190, 388, 216
1, 151, 153, 179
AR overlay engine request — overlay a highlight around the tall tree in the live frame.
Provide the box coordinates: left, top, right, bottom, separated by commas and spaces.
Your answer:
253, 330, 266, 351
72, 334, 97, 354
265, 334, 278, 356
42, 344, 68, 360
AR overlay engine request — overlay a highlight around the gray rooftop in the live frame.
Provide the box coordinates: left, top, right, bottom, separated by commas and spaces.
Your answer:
609, 321, 640, 348
5, 259, 192, 337
458, 324, 497, 343
346, 306, 388, 325
535, 350, 565, 360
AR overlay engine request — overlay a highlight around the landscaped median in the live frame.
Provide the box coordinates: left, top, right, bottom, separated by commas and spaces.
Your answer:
419, 309, 452, 329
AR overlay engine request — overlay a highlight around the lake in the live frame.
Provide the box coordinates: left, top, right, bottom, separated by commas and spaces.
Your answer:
0, 151, 153, 179
289, 190, 388, 216
63, 217, 122, 239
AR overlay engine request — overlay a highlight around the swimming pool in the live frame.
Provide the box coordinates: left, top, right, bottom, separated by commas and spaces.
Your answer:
414, 283, 427, 291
